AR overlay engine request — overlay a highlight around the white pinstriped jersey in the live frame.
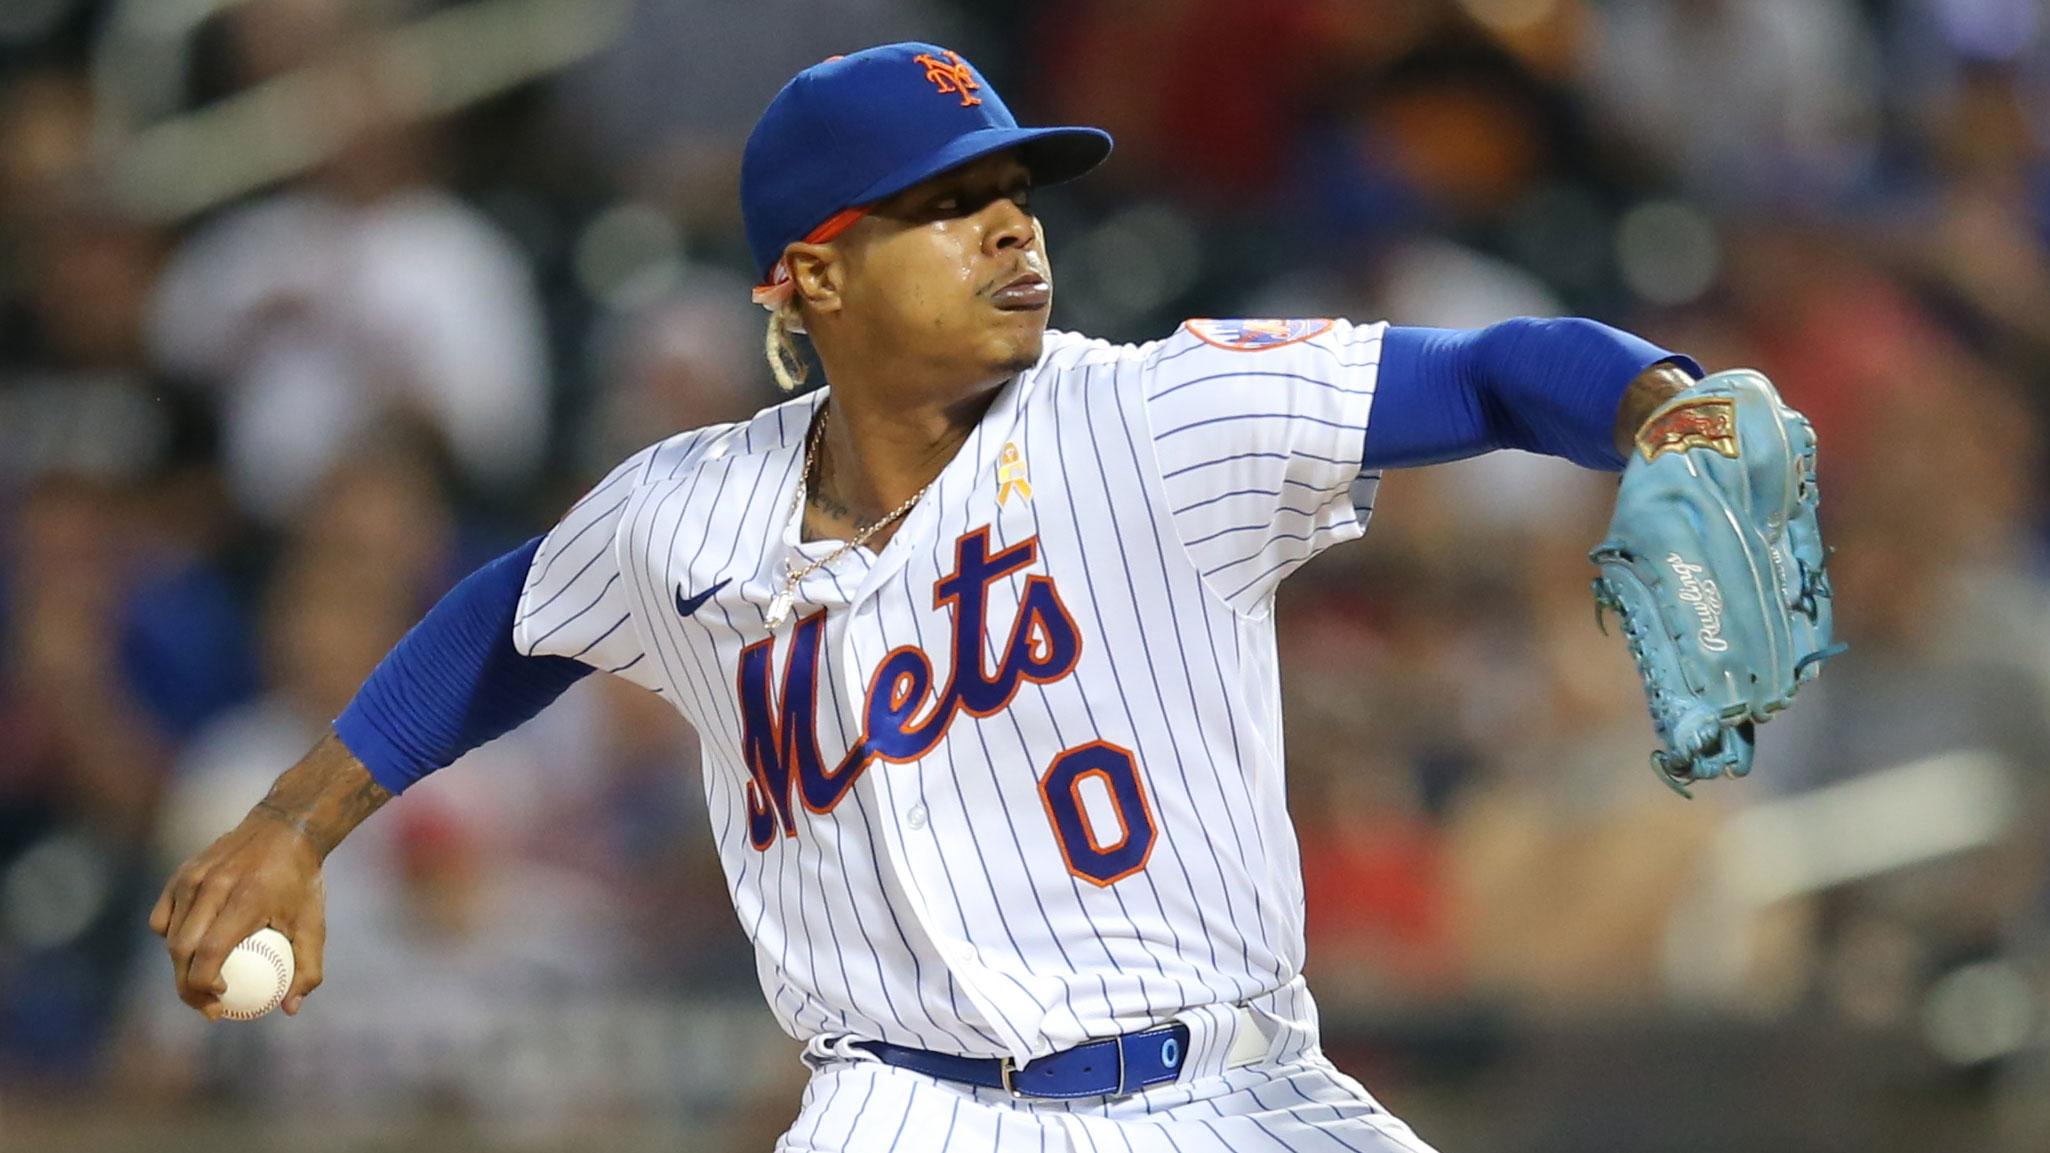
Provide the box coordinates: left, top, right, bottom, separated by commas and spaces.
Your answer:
514, 318, 1384, 1063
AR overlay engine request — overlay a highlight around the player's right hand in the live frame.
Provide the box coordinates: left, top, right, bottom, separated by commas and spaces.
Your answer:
150, 815, 327, 1020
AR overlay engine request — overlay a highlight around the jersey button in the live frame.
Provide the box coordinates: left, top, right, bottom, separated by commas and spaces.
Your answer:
906, 804, 928, 830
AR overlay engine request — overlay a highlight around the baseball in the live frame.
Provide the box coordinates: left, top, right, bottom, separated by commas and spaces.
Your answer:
217, 927, 294, 1020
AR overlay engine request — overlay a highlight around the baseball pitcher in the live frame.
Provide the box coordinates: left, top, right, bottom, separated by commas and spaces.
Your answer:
153, 43, 1838, 1151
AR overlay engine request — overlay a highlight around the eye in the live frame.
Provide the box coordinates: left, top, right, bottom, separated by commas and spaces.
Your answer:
931, 195, 961, 214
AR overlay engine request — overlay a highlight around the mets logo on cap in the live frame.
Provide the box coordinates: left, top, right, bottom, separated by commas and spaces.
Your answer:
914, 49, 982, 107
1185, 318, 1335, 351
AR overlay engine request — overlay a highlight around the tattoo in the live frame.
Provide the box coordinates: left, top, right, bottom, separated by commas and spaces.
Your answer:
807, 470, 892, 532
249, 732, 392, 860
805, 421, 860, 527
1615, 362, 1696, 458
806, 486, 857, 523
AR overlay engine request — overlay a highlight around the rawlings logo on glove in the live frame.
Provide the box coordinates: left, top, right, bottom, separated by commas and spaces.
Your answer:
1666, 555, 1727, 653
1591, 370, 1845, 796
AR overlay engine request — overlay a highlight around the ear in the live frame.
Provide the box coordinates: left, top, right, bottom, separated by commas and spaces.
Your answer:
785, 243, 844, 317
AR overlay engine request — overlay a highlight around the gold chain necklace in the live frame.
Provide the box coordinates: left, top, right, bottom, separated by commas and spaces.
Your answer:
765, 405, 933, 630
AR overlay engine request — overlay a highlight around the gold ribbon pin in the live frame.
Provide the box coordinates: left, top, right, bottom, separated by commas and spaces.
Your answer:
997, 442, 1032, 505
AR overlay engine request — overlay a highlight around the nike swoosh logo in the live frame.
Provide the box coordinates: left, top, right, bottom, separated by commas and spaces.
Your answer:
674, 578, 731, 618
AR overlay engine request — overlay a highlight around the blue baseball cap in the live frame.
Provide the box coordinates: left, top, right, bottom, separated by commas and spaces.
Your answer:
742, 43, 1113, 294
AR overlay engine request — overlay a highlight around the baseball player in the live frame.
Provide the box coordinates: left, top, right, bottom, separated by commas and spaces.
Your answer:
153, 43, 1836, 1151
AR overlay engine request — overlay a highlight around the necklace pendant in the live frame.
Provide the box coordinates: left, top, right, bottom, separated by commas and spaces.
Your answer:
764, 588, 796, 631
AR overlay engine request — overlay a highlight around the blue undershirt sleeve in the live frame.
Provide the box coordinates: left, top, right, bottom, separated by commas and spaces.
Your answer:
1364, 318, 1701, 472
333, 537, 594, 795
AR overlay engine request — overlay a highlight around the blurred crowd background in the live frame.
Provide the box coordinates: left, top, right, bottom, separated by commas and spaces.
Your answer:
2, 1, 2049, 1150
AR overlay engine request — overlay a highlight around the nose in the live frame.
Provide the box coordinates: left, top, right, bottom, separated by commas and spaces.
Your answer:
984, 198, 1036, 256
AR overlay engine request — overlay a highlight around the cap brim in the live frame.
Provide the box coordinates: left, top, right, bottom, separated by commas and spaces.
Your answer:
850, 125, 1113, 209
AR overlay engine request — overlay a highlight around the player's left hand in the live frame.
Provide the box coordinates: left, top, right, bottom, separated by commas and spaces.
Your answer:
1590, 369, 1844, 795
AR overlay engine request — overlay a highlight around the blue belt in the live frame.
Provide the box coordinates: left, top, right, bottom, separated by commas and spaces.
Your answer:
857, 1023, 1191, 1100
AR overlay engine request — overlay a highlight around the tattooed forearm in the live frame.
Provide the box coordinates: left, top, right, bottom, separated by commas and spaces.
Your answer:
1614, 362, 1695, 458
250, 732, 392, 860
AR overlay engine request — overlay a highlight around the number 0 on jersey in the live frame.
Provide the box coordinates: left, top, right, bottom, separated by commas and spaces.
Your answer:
1039, 741, 1156, 886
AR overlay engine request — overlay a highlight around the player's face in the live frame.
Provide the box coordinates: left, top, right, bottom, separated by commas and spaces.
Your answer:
837, 152, 1050, 379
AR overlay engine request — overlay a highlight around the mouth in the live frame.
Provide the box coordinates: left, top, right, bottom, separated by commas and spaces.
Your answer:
991, 271, 1051, 311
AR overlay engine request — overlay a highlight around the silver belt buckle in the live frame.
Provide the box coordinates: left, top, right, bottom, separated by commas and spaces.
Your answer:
999, 1055, 1022, 1098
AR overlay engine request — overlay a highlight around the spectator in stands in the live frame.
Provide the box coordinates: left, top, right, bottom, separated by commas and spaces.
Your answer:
150, 0, 551, 521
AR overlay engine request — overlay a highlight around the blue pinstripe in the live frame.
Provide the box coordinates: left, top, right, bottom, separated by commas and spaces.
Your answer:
835, 1068, 880, 1148
1169, 488, 1282, 517
519, 571, 620, 648
566, 612, 630, 661
518, 537, 611, 621
1154, 412, 1360, 441
1160, 451, 1290, 481
1147, 370, 1374, 405
529, 493, 630, 583
1222, 558, 1300, 605
1199, 525, 1349, 579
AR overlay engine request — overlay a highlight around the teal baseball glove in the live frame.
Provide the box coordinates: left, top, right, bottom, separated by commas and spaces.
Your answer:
1591, 369, 1844, 796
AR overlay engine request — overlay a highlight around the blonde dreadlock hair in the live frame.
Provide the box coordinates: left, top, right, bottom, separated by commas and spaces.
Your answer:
765, 299, 811, 392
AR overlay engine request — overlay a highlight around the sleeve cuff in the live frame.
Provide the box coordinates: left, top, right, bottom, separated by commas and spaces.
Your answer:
332, 704, 418, 797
